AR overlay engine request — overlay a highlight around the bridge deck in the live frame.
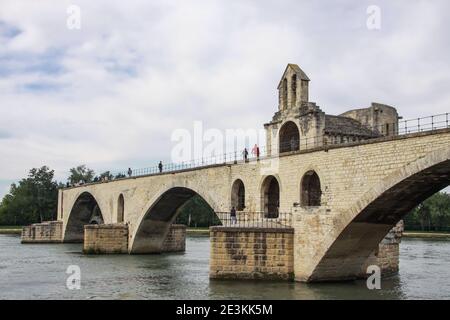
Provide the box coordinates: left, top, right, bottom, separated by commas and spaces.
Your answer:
63, 127, 450, 191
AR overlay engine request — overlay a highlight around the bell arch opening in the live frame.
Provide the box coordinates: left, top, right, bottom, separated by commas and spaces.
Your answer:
231, 179, 245, 211
301, 171, 322, 207
130, 187, 219, 253
291, 74, 297, 106
281, 78, 288, 110
261, 175, 280, 218
279, 121, 300, 153
64, 192, 104, 242
117, 194, 125, 223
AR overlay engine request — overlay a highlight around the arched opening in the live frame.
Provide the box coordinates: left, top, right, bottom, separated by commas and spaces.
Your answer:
117, 194, 124, 223
131, 187, 220, 253
64, 192, 104, 242
282, 78, 288, 109
231, 179, 245, 211
261, 176, 280, 218
279, 121, 300, 153
301, 171, 322, 207
291, 74, 297, 106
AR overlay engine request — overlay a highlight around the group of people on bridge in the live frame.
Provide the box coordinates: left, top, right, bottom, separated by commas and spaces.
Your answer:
242, 144, 260, 162
66, 144, 261, 188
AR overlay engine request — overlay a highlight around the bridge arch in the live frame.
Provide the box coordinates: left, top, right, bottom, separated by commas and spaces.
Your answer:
231, 179, 245, 211
308, 146, 450, 281
279, 121, 300, 153
130, 186, 219, 254
64, 191, 105, 242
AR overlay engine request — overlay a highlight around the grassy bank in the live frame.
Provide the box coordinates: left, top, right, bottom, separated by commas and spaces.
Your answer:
186, 228, 209, 235
1, 225, 211, 236
3, 226, 448, 239
403, 231, 450, 239
0, 226, 22, 234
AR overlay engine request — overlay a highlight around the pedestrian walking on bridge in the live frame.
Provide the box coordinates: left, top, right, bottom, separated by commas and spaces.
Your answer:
230, 206, 237, 225
242, 148, 249, 162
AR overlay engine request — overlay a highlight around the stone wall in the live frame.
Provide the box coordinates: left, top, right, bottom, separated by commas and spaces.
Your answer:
83, 223, 128, 254
361, 221, 404, 277
21, 221, 63, 243
210, 227, 294, 280
341, 103, 399, 136
162, 224, 186, 252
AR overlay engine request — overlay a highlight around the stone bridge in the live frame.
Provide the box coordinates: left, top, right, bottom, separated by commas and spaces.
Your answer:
22, 64, 450, 282
55, 128, 450, 281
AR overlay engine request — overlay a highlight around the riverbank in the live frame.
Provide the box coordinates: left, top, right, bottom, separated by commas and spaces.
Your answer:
186, 228, 209, 235
403, 231, 450, 239
0, 226, 210, 236
0, 226, 22, 234
1, 226, 449, 238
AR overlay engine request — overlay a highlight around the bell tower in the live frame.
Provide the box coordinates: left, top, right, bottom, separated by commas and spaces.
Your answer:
277, 64, 310, 110
266, 64, 321, 156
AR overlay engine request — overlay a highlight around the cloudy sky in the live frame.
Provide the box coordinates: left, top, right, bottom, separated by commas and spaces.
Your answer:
1, 0, 449, 198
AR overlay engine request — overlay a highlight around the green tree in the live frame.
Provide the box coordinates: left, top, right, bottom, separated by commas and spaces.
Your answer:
428, 192, 450, 230
98, 171, 113, 181
404, 192, 450, 231
175, 195, 221, 227
0, 166, 59, 225
68, 165, 95, 185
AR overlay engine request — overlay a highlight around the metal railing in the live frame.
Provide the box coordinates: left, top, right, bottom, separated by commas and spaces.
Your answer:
365, 113, 450, 135
66, 112, 449, 186
215, 211, 292, 229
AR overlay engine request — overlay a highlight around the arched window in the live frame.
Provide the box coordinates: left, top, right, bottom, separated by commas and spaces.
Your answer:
279, 121, 300, 153
117, 194, 124, 223
291, 74, 297, 106
231, 179, 245, 211
301, 171, 322, 206
261, 176, 280, 218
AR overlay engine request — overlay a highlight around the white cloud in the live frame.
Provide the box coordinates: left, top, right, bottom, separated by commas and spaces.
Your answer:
0, 0, 450, 198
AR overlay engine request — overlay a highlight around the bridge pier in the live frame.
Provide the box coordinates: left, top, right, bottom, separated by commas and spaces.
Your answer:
21, 221, 63, 243
209, 222, 402, 282
82, 223, 186, 254
161, 224, 186, 252
83, 223, 129, 254
209, 226, 295, 281
293, 206, 404, 282
360, 221, 403, 278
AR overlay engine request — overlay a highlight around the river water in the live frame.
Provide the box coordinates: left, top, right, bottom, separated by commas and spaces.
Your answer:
0, 234, 449, 300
